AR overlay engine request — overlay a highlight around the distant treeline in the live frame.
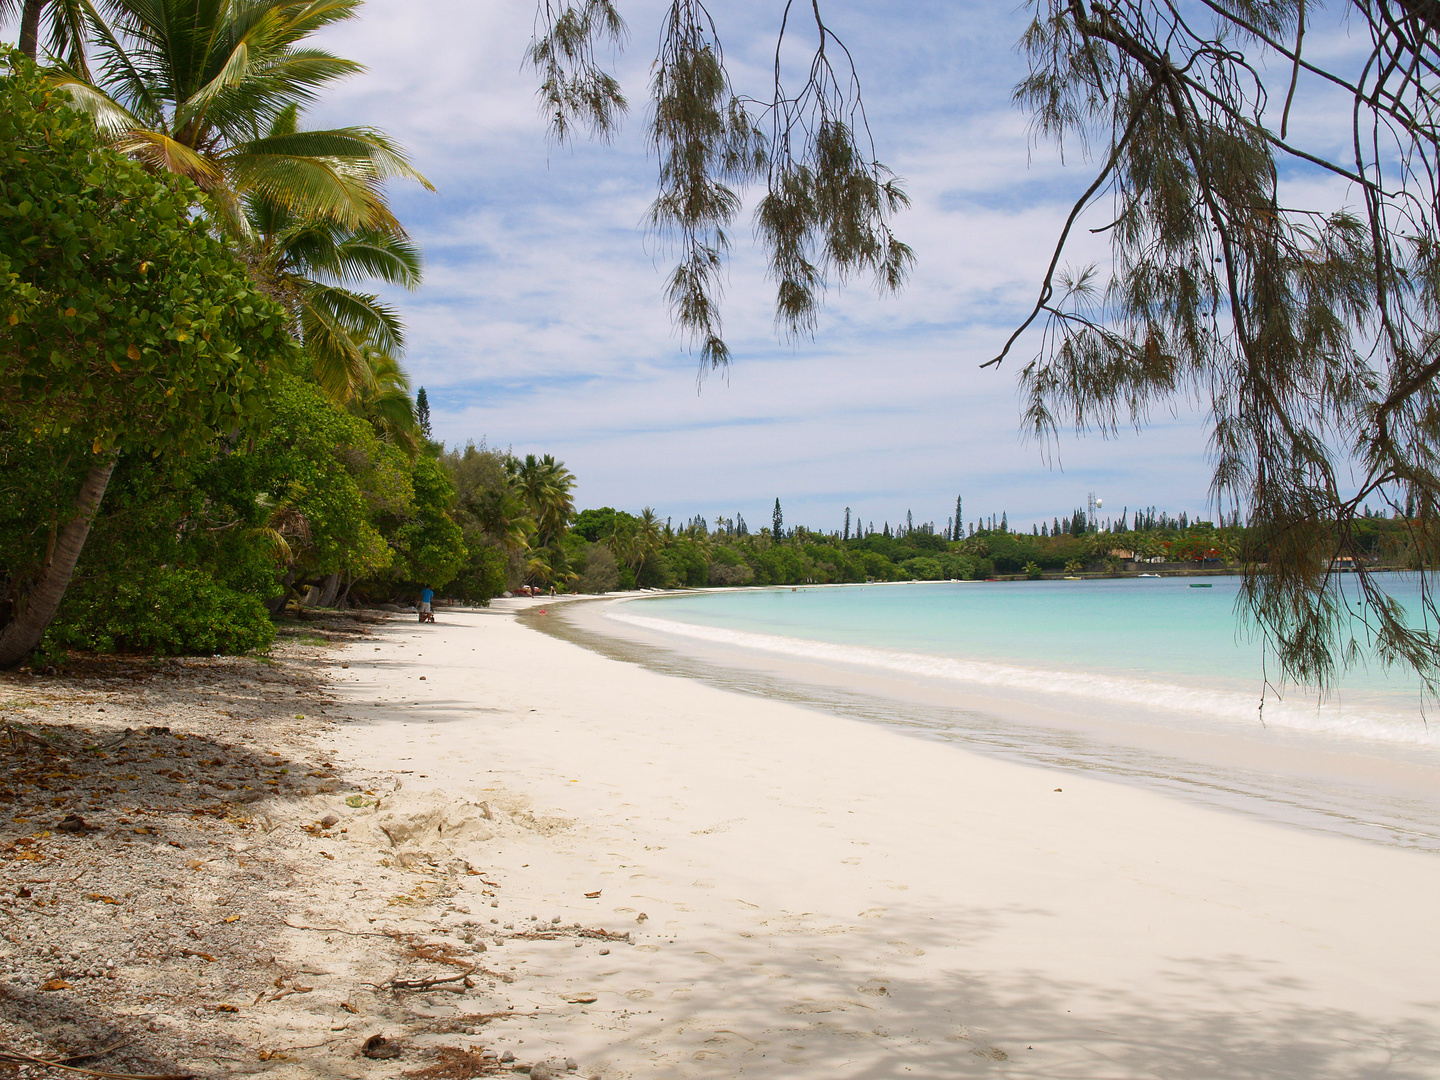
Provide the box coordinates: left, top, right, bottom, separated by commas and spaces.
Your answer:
553, 503, 1424, 592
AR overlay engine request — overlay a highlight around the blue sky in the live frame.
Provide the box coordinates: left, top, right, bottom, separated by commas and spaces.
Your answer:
8, 2, 1367, 534
298, 0, 1220, 535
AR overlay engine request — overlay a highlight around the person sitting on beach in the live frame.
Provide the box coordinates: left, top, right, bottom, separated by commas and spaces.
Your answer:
419, 586, 435, 623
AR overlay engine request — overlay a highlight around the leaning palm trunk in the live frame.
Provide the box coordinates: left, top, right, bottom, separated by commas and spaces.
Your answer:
0, 459, 115, 668
18, 0, 42, 58
316, 572, 342, 608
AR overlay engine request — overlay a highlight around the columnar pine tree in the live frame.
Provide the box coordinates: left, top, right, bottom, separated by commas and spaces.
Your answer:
844, 506, 851, 541
415, 387, 432, 440
772, 499, 783, 539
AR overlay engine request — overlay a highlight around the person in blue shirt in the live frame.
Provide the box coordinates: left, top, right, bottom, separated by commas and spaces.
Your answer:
419, 586, 435, 623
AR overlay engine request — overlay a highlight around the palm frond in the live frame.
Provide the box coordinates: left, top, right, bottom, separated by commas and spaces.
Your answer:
235, 126, 433, 187
329, 230, 422, 288
46, 68, 138, 133
225, 140, 424, 228
305, 283, 404, 353
113, 126, 222, 183
170, 36, 251, 135
299, 296, 371, 401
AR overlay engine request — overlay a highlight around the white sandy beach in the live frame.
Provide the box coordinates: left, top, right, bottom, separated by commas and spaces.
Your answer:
300, 599, 1440, 1078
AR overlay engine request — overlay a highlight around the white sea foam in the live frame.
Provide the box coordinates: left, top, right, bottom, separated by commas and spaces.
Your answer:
608, 609, 1440, 750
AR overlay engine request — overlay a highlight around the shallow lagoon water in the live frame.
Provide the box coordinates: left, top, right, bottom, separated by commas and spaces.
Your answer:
536, 577, 1440, 854
612, 577, 1437, 750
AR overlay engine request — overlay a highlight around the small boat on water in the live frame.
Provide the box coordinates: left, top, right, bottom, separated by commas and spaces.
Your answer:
1189, 583, 1213, 588
1138, 572, 1160, 578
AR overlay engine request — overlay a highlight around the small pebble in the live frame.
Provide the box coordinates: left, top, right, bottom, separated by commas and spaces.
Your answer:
599, 948, 609, 956
319, 813, 339, 828
551, 916, 562, 924
565, 1058, 578, 1071
500, 1050, 515, 1063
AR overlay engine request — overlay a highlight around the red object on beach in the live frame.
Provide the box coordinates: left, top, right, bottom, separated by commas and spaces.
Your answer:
538, 608, 546, 615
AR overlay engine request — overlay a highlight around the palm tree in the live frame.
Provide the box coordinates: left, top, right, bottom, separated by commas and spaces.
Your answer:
347, 345, 419, 457
48, 0, 431, 231
4, 0, 93, 68
635, 507, 662, 574
506, 454, 576, 549
240, 106, 424, 402
607, 518, 641, 578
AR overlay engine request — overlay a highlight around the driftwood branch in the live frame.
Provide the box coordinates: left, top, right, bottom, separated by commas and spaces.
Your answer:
0, 1043, 192, 1080
4, 723, 64, 753
388, 971, 474, 992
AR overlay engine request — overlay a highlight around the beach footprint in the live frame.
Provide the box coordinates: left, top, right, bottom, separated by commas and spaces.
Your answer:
887, 940, 925, 956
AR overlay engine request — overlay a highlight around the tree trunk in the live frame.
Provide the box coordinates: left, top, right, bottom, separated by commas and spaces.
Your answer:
316, 572, 341, 608
0, 459, 116, 669
264, 571, 294, 616
19, 0, 44, 59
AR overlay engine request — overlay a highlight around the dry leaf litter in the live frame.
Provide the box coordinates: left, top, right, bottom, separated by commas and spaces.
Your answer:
1, 611, 623, 1079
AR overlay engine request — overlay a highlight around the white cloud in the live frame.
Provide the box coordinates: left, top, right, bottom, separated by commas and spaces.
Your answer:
295, 0, 1230, 531
7, 1, 1340, 532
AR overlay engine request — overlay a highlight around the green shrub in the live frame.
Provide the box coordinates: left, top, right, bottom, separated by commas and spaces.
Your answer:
451, 542, 508, 605
900, 557, 945, 580
707, 562, 755, 586
578, 544, 619, 593
46, 568, 275, 656
636, 550, 677, 588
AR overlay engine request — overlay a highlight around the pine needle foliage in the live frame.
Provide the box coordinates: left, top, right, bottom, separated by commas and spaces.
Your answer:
992, 0, 1440, 693
529, 0, 1440, 694
528, 0, 912, 371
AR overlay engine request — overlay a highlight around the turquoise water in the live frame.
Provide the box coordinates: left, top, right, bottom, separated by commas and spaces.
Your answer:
609, 577, 1437, 751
